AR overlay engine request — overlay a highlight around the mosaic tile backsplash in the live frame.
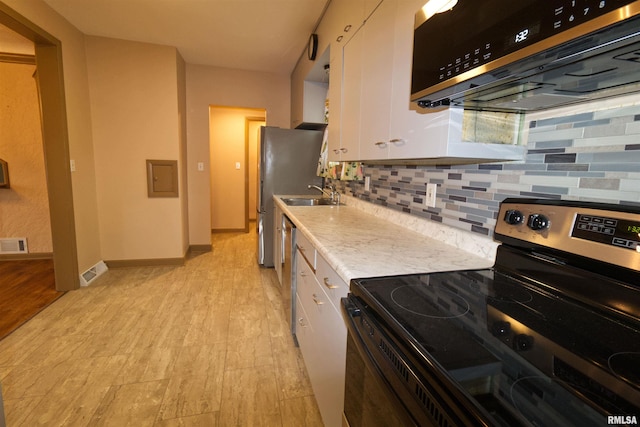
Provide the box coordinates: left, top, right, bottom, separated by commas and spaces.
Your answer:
333, 104, 640, 237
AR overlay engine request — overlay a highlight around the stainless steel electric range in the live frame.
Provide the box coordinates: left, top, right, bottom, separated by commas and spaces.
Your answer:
342, 198, 640, 427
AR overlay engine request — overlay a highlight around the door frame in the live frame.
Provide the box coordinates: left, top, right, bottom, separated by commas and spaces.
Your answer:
244, 116, 265, 232
0, 4, 79, 290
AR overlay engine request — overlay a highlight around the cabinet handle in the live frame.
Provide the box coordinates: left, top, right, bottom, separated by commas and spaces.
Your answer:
374, 141, 387, 147
336, 35, 344, 42
298, 318, 306, 327
340, 148, 348, 153
312, 294, 324, 305
300, 271, 307, 277
323, 277, 339, 289
389, 138, 405, 144
333, 149, 340, 154
344, 24, 352, 33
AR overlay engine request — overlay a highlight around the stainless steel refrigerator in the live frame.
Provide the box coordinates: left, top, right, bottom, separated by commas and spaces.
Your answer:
257, 126, 323, 267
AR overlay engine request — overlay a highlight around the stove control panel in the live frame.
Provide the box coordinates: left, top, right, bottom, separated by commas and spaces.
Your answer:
572, 213, 640, 251
503, 210, 550, 231
495, 198, 640, 270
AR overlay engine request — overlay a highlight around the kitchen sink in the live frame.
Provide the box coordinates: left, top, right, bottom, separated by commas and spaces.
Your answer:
281, 197, 339, 206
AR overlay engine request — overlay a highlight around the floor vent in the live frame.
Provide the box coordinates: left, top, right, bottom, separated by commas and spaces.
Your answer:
80, 260, 108, 286
0, 237, 28, 254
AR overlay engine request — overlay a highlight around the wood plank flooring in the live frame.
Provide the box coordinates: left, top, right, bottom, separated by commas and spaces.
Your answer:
0, 231, 324, 426
0, 259, 63, 341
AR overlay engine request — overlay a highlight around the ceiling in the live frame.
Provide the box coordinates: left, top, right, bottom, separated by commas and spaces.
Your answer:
13, 0, 330, 75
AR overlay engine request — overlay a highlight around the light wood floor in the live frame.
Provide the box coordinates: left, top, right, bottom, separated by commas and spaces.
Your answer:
0, 231, 323, 426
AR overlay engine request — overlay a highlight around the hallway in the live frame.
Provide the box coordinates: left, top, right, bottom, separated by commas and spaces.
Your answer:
0, 231, 323, 426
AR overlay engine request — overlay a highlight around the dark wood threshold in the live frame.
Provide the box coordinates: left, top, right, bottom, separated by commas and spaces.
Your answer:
0, 259, 64, 340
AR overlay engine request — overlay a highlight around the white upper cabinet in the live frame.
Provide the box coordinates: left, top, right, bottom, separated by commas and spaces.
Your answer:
325, 0, 383, 162
327, 47, 343, 162
323, 0, 382, 50
336, 26, 364, 162
330, 0, 525, 163
358, 0, 397, 161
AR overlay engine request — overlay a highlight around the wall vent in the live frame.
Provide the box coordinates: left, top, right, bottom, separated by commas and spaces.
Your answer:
80, 260, 108, 286
0, 238, 28, 254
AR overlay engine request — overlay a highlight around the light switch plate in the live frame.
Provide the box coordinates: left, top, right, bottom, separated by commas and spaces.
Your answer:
364, 176, 371, 191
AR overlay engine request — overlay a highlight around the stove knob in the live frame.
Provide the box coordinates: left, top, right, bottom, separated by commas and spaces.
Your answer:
491, 321, 511, 337
527, 214, 550, 231
504, 210, 524, 225
513, 334, 534, 351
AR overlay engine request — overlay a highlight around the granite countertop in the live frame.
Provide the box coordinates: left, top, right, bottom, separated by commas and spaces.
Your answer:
274, 194, 497, 284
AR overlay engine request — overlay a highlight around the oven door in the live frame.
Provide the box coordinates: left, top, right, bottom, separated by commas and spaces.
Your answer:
341, 297, 419, 427
341, 294, 492, 427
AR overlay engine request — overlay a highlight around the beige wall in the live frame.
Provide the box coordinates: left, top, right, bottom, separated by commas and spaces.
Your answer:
0, 62, 53, 253
85, 36, 187, 261
186, 64, 290, 244
2, 0, 293, 264
209, 107, 264, 230
1, 0, 101, 272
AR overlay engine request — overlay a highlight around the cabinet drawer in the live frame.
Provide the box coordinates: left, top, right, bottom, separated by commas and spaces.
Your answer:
315, 254, 349, 313
296, 231, 316, 270
296, 248, 316, 295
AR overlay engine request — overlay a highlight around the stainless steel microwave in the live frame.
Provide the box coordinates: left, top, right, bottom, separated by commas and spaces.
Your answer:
411, 0, 640, 112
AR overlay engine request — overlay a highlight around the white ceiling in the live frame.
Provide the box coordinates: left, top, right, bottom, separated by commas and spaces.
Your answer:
37, 0, 330, 75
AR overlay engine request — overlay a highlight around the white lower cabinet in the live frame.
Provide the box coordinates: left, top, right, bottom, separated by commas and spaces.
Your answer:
295, 244, 348, 427
294, 293, 314, 351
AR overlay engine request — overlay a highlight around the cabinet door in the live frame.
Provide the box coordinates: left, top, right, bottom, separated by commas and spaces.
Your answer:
327, 46, 343, 162
387, 0, 451, 159
294, 293, 314, 359
296, 263, 346, 427
358, 0, 397, 161
340, 26, 364, 161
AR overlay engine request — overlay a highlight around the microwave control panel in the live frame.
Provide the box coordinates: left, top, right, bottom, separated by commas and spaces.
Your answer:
412, 0, 639, 95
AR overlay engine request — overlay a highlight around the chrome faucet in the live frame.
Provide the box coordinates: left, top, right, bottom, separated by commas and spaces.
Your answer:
308, 184, 340, 204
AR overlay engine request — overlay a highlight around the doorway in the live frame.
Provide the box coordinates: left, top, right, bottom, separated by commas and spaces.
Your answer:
246, 116, 265, 226
0, 4, 79, 291
209, 106, 265, 232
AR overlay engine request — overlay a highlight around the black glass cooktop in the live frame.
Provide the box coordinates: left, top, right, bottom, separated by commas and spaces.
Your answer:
351, 266, 640, 425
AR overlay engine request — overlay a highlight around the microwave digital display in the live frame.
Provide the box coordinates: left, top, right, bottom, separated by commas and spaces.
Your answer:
510, 23, 541, 46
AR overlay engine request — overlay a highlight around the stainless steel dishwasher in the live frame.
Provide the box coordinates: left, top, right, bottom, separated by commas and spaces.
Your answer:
282, 215, 296, 340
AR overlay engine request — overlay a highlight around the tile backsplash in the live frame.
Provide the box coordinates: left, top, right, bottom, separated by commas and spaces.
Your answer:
334, 104, 640, 237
